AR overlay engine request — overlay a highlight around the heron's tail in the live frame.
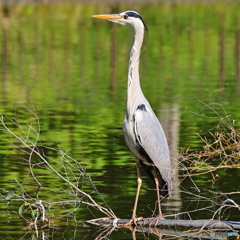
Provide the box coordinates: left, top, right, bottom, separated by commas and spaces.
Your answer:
139, 160, 170, 198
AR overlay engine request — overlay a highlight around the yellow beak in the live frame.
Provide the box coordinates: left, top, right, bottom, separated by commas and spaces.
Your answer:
92, 14, 121, 20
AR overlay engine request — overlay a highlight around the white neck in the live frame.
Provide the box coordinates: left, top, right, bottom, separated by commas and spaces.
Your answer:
127, 22, 145, 107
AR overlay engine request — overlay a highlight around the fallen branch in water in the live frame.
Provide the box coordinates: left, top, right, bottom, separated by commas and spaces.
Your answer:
90, 221, 240, 240
88, 217, 240, 231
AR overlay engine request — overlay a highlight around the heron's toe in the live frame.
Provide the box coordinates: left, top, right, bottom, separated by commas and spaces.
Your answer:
150, 214, 165, 226
124, 216, 144, 226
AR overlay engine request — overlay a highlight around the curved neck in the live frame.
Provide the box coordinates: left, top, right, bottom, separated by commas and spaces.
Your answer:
127, 23, 145, 100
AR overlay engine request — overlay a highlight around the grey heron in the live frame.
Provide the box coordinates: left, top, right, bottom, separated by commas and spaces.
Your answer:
93, 10, 172, 224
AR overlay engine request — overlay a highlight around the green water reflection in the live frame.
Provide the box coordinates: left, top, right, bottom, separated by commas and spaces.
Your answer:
0, 2, 240, 239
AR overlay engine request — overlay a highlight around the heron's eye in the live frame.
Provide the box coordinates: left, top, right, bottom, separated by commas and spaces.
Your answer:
123, 14, 128, 19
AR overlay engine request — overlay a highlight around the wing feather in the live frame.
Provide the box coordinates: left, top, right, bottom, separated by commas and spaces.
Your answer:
133, 104, 172, 193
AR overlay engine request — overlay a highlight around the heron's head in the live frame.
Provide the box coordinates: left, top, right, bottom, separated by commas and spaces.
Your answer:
92, 10, 148, 32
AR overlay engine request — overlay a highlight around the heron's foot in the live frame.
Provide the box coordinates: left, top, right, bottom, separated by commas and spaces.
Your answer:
150, 214, 165, 227
124, 216, 144, 226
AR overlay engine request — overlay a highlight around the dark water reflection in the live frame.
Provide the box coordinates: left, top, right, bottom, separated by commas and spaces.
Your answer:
1, 2, 240, 240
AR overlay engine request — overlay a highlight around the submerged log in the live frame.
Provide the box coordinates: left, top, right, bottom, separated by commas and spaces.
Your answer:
87, 217, 240, 231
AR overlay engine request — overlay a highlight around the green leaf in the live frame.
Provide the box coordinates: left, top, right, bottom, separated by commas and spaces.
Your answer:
6, 191, 15, 200
18, 204, 25, 217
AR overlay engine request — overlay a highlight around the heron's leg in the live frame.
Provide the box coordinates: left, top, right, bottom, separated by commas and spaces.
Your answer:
153, 175, 162, 217
153, 167, 164, 218
131, 161, 142, 220
148, 168, 165, 227
125, 161, 143, 226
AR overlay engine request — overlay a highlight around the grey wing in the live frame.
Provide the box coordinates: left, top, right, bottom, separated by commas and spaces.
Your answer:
134, 105, 172, 191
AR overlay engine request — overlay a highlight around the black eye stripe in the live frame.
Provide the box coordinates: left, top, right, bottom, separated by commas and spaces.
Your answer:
124, 14, 128, 19
125, 11, 140, 19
